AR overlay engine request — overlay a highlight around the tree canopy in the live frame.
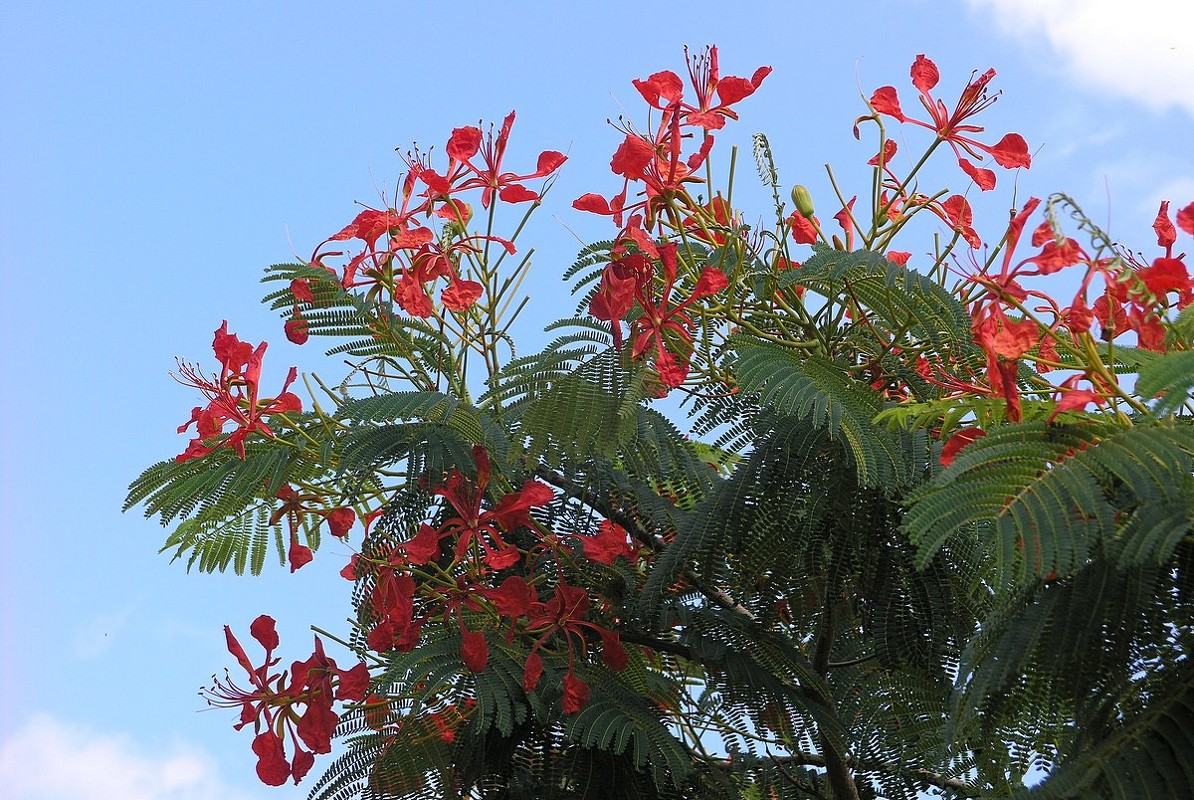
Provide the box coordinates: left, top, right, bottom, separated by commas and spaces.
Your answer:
127, 47, 1194, 799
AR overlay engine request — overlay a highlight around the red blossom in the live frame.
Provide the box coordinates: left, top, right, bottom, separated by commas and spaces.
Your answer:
940, 428, 985, 468
788, 212, 821, 245
1177, 201, 1194, 236
174, 323, 302, 462
340, 554, 363, 581
1026, 238, 1083, 274
1139, 257, 1191, 299
451, 112, 567, 209
461, 627, 489, 673
1048, 375, 1107, 422
677, 45, 772, 130
682, 196, 738, 244
562, 670, 590, 714
589, 253, 648, 348
519, 582, 629, 711
441, 277, 484, 311
1155, 201, 1178, 250
252, 731, 290, 786
482, 575, 535, 619
205, 618, 370, 786
523, 651, 544, 692
598, 629, 628, 670
575, 521, 637, 565
938, 195, 980, 248
284, 312, 310, 345
621, 243, 727, 389
869, 139, 898, 166
323, 507, 356, 539
290, 278, 314, 303
288, 534, 313, 572
1063, 296, 1095, 334
870, 54, 1030, 190
403, 446, 553, 569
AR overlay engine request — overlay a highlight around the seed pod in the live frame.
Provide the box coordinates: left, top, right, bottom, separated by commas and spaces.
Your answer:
790, 185, 816, 218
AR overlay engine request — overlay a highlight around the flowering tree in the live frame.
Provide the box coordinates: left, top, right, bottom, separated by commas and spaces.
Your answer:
127, 48, 1194, 799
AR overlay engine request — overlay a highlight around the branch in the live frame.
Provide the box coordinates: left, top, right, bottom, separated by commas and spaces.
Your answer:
827, 652, 877, 669
712, 752, 981, 797
768, 752, 827, 800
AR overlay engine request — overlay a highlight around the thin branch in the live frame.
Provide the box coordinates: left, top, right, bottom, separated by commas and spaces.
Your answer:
712, 752, 981, 797
827, 652, 877, 669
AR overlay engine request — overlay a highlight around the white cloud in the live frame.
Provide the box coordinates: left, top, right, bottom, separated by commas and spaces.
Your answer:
0, 714, 268, 800
968, 0, 1194, 116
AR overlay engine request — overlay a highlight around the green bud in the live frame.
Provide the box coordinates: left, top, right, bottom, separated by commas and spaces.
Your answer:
790, 185, 815, 218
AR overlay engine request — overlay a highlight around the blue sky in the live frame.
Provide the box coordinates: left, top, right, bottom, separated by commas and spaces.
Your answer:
1, 1, 1190, 796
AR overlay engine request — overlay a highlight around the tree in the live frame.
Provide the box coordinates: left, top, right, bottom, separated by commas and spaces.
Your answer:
127, 48, 1194, 799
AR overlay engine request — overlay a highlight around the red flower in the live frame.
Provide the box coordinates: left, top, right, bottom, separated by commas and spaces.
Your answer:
520, 582, 629, 711
624, 243, 727, 388
682, 196, 738, 244
562, 670, 590, 714
634, 46, 771, 131
461, 627, 489, 673
174, 323, 302, 462
788, 211, 821, 245
575, 521, 637, 565
870, 55, 1030, 190
482, 575, 535, 619
450, 112, 567, 209
1155, 201, 1178, 251
290, 278, 314, 303
589, 252, 648, 348
677, 45, 772, 130
937, 195, 981, 249
577, 49, 763, 232
441, 277, 484, 312
1048, 376, 1106, 422
402, 446, 553, 569
523, 651, 544, 692
284, 312, 310, 345
287, 636, 371, 754
204, 617, 370, 786
940, 427, 985, 468
323, 507, 356, 539
1177, 201, 1194, 236
1139, 257, 1191, 299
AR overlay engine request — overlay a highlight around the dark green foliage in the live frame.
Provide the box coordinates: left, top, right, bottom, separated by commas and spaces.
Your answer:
906, 421, 1194, 580
731, 339, 925, 487
1137, 349, 1194, 415
134, 234, 1194, 799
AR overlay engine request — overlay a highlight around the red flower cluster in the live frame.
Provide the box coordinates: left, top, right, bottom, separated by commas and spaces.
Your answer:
575, 46, 769, 241
1090, 201, 1194, 350
302, 113, 566, 323
335, 445, 634, 716
205, 616, 369, 786
590, 242, 728, 387
929, 196, 1194, 462
870, 54, 1031, 191
403, 445, 554, 570
173, 322, 302, 461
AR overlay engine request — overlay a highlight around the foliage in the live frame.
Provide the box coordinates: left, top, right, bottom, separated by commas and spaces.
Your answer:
127, 47, 1194, 798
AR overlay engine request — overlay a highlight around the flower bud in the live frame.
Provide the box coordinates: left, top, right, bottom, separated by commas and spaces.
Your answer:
790, 185, 816, 218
